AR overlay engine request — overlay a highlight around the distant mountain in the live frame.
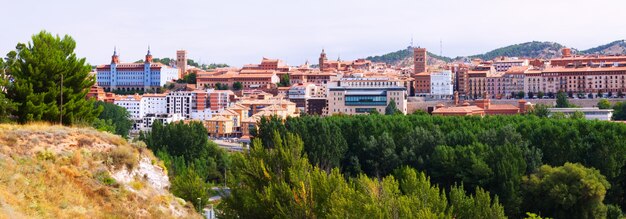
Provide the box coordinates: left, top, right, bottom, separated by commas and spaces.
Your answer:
365, 47, 452, 67
469, 41, 565, 60
580, 40, 626, 55
365, 40, 626, 68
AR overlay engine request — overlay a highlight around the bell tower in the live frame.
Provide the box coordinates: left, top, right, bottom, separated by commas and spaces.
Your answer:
145, 46, 153, 63
111, 47, 119, 64
319, 49, 327, 71
413, 47, 427, 74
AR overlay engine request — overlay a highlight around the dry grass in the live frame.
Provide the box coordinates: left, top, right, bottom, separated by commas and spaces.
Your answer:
0, 123, 201, 218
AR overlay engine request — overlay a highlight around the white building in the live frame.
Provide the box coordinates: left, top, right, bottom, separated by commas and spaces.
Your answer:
96, 48, 179, 92
141, 93, 167, 116
430, 70, 453, 99
548, 107, 614, 121
166, 90, 214, 120
139, 113, 184, 131
114, 95, 143, 120
327, 76, 407, 115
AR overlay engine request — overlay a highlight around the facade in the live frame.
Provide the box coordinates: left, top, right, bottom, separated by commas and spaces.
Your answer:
327, 77, 407, 115
541, 66, 626, 96
142, 93, 167, 116
139, 114, 184, 131
414, 72, 431, 96
430, 70, 453, 98
97, 49, 179, 92
468, 70, 487, 99
493, 58, 529, 72
503, 66, 527, 98
196, 71, 279, 90
524, 70, 543, 97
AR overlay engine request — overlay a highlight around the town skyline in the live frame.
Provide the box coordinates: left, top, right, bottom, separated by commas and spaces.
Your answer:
3, 0, 626, 67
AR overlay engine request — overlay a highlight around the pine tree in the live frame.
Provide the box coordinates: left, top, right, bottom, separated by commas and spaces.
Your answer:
6, 31, 101, 125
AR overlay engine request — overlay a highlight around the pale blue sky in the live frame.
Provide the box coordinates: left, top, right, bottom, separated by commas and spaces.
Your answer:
2, 0, 625, 67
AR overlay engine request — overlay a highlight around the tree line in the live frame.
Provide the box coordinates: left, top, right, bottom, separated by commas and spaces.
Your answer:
252, 114, 626, 218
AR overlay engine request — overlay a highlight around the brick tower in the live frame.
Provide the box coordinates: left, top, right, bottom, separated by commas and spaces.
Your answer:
176, 50, 188, 78
414, 47, 427, 74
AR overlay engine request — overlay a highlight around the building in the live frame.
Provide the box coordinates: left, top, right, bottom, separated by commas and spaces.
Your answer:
139, 113, 184, 131
177, 50, 188, 78
467, 70, 488, 99
327, 76, 407, 115
142, 93, 167, 116
503, 66, 527, 98
432, 99, 531, 116
493, 58, 529, 72
430, 70, 453, 98
548, 107, 614, 121
524, 69, 543, 98
318, 49, 374, 72
205, 116, 234, 138
414, 72, 431, 96
541, 65, 626, 96
97, 48, 179, 92
287, 83, 328, 114
413, 47, 427, 74
550, 48, 626, 67
196, 71, 280, 90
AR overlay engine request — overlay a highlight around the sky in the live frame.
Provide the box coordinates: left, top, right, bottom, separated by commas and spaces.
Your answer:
2, 0, 625, 67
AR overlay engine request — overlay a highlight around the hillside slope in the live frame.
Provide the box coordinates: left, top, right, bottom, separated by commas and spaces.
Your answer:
366, 40, 626, 68
581, 40, 626, 55
0, 124, 200, 218
469, 41, 565, 60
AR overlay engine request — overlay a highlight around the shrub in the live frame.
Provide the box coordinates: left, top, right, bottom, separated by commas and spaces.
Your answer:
94, 170, 117, 186
36, 149, 55, 161
108, 146, 137, 170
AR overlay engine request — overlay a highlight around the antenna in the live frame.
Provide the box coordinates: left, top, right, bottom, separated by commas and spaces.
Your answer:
410, 36, 414, 48
440, 38, 443, 58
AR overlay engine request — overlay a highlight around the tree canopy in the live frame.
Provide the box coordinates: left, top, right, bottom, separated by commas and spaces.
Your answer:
5, 30, 100, 125
254, 114, 626, 217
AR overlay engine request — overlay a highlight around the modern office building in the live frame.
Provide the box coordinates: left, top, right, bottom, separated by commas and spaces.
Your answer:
327, 76, 407, 115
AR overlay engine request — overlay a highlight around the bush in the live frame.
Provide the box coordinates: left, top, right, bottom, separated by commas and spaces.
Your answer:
108, 146, 137, 170
94, 170, 118, 186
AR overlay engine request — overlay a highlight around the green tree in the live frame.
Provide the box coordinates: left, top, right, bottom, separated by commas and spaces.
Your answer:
449, 185, 506, 219
612, 102, 626, 120
171, 167, 210, 212
530, 104, 550, 117
94, 101, 133, 137
0, 59, 17, 122
522, 163, 611, 219
556, 91, 570, 108
571, 110, 585, 119
385, 99, 400, 115
5, 31, 100, 125
537, 91, 544, 99
598, 99, 611, 109
278, 74, 290, 87
518, 91, 525, 99
232, 81, 242, 91
184, 72, 197, 84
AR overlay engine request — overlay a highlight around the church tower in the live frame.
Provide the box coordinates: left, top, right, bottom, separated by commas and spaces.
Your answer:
145, 46, 153, 63
111, 47, 119, 64
319, 49, 327, 71
413, 47, 427, 74
177, 50, 188, 78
